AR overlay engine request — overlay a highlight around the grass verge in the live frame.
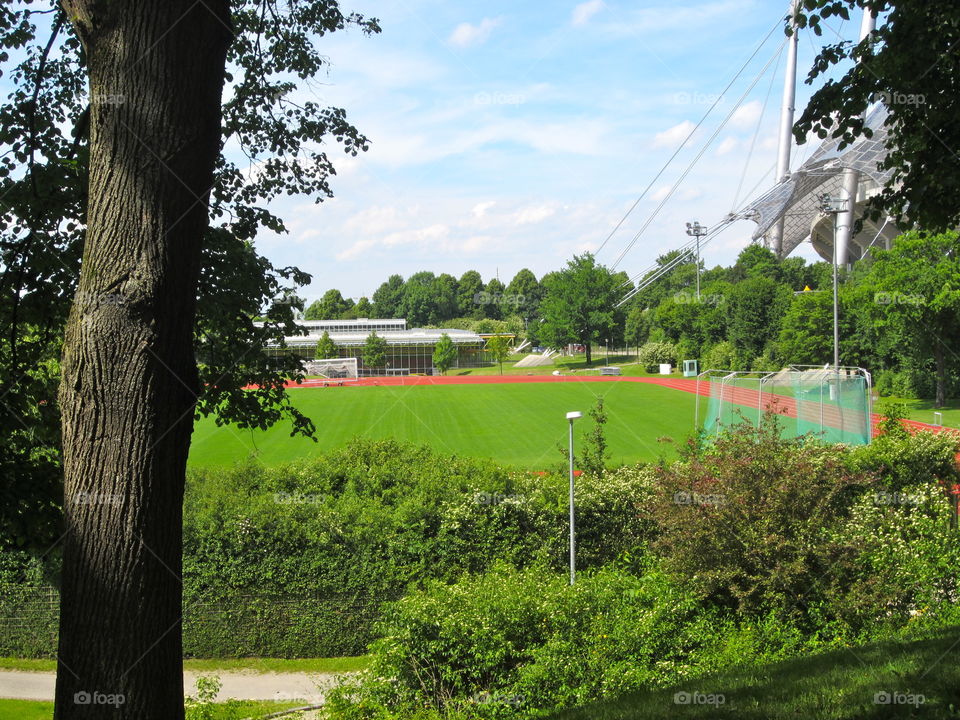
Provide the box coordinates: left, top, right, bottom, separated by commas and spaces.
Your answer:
0, 656, 369, 674
547, 627, 960, 719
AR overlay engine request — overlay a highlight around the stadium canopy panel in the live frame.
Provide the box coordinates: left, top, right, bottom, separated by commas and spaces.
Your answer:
741, 104, 900, 261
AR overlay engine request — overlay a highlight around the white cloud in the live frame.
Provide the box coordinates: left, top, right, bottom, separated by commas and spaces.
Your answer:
572, 0, 605, 26
653, 120, 696, 149
514, 204, 556, 225
472, 201, 497, 218
730, 100, 763, 130
717, 136, 739, 156
448, 18, 501, 48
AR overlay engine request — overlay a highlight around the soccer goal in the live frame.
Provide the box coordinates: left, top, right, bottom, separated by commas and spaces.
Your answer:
696, 366, 872, 445
303, 357, 359, 379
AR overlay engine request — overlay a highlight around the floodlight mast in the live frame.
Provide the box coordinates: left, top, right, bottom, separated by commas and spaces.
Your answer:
685, 221, 708, 300
818, 194, 849, 372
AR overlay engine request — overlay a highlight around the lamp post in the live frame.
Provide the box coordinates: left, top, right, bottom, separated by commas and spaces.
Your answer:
817, 195, 849, 371
686, 221, 708, 300
566, 411, 582, 585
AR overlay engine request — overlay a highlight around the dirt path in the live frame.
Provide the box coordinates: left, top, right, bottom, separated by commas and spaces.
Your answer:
0, 669, 345, 702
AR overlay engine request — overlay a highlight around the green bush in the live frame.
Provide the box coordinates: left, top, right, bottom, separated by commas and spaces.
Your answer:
649, 419, 872, 622
848, 426, 960, 493
636, 342, 677, 372
327, 565, 726, 720
823, 481, 960, 630
700, 341, 739, 371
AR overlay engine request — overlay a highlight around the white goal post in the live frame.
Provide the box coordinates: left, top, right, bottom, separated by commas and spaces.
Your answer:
303, 357, 359, 379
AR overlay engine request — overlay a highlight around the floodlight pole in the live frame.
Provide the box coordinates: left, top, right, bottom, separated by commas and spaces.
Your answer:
686, 222, 708, 300
818, 195, 849, 372
566, 411, 582, 585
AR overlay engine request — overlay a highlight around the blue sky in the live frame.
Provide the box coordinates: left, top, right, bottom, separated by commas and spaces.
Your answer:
8, 1, 866, 304
259, 0, 867, 304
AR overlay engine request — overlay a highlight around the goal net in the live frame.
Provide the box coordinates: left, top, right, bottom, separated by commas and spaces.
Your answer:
303, 357, 359, 379
697, 366, 872, 445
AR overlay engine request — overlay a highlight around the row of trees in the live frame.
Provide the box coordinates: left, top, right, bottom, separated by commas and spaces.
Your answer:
304, 268, 543, 324
626, 234, 960, 407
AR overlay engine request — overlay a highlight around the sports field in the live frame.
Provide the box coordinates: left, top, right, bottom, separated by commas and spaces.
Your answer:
189, 380, 697, 469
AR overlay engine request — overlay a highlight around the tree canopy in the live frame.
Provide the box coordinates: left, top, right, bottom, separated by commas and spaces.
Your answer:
791, 1, 960, 232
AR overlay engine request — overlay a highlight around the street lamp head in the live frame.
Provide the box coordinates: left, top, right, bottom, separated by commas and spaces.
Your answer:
566, 411, 583, 420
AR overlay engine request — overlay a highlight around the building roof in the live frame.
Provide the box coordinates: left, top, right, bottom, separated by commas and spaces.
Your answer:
742, 104, 895, 258
273, 324, 484, 348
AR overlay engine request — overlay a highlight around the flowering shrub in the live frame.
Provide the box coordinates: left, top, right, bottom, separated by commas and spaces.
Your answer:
649, 418, 872, 620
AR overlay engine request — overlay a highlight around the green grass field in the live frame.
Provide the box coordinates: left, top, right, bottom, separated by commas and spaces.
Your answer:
189, 380, 696, 469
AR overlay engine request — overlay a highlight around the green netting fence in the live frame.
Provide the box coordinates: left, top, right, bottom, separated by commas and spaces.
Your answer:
698, 366, 872, 446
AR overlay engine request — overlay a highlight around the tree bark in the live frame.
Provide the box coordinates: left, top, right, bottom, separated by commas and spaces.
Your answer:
55, 2, 231, 718
585, 341, 592, 366
934, 342, 946, 409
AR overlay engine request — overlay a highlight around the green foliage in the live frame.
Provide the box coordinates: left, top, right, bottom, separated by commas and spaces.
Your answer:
486, 335, 512, 374
636, 341, 677, 372
823, 481, 960, 630
432, 333, 457, 375
0, 0, 382, 550
650, 419, 872, 621
700, 341, 740, 371
778, 290, 833, 365
848, 426, 960, 493
539, 254, 625, 365
362, 331, 388, 372
315, 330, 339, 360
372, 275, 405, 318
726, 276, 792, 360
578, 398, 610, 477
306, 289, 353, 320
328, 565, 724, 719
857, 231, 960, 407
624, 306, 651, 349
505, 268, 541, 320
792, 1, 960, 233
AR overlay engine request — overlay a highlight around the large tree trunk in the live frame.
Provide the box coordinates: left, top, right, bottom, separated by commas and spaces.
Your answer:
934, 343, 947, 409
585, 341, 592, 366
55, 2, 231, 718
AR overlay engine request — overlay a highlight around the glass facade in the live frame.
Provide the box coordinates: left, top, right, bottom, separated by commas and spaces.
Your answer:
261, 319, 493, 375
